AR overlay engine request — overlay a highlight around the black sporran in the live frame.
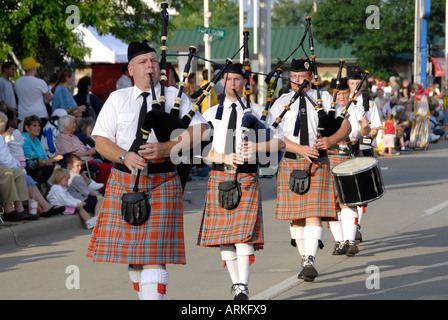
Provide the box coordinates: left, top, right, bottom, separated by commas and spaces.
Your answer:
289, 163, 312, 195
121, 169, 150, 226
218, 168, 241, 210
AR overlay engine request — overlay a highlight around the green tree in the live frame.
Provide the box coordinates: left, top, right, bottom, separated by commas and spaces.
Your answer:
0, 0, 195, 81
170, 0, 242, 29
311, 0, 445, 78
272, 0, 315, 27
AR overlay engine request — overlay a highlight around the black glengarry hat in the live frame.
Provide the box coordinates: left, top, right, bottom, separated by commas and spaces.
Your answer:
291, 57, 313, 72
330, 77, 349, 91
128, 39, 156, 62
224, 63, 245, 77
347, 67, 363, 80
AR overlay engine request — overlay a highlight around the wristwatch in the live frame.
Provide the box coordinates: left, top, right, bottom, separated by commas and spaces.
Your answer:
119, 151, 127, 164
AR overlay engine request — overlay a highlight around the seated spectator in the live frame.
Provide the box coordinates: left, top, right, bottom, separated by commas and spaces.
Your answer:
66, 154, 103, 219
46, 166, 97, 229
68, 107, 83, 127
22, 115, 65, 185
0, 164, 36, 221
0, 119, 37, 221
1, 109, 26, 168
55, 115, 112, 192
51, 69, 86, 114
74, 116, 95, 148
0, 111, 65, 217
429, 110, 446, 140
74, 76, 103, 118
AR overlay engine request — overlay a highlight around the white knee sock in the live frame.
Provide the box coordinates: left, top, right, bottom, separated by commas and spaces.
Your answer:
140, 268, 169, 300
341, 208, 358, 242
329, 212, 343, 242
235, 243, 254, 286
304, 226, 323, 259
290, 225, 305, 256
357, 206, 364, 226
220, 244, 239, 284
127, 265, 142, 300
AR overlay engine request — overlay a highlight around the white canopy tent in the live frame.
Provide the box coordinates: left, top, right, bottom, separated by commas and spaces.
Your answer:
75, 25, 128, 64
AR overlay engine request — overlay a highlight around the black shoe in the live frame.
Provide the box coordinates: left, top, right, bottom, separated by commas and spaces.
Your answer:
41, 206, 66, 217
231, 283, 249, 300
332, 241, 346, 255
355, 229, 363, 244
302, 256, 318, 282
2, 210, 26, 221
21, 210, 40, 220
345, 240, 359, 257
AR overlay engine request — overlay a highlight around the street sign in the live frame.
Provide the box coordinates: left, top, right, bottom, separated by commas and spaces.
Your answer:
196, 26, 226, 39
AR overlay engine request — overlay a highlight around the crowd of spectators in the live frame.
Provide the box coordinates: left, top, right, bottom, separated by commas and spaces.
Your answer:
0, 58, 111, 228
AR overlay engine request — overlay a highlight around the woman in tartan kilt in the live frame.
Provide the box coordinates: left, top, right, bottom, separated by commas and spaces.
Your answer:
86, 40, 208, 300
197, 63, 285, 299
270, 58, 351, 282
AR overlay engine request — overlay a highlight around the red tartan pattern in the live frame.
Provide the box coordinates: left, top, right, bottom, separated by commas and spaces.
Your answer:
197, 170, 264, 250
328, 153, 351, 219
86, 168, 185, 265
275, 157, 338, 221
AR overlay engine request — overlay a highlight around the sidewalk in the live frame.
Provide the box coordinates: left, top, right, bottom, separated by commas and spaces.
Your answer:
0, 214, 85, 253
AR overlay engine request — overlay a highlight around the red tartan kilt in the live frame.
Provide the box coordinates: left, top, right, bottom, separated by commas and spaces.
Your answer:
86, 168, 185, 265
275, 157, 337, 221
197, 170, 264, 250
328, 153, 351, 214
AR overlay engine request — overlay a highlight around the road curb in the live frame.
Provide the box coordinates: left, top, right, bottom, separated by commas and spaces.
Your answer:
0, 215, 85, 253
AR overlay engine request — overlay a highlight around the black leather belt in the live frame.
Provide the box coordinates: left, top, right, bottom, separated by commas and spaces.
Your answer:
113, 162, 176, 174
285, 152, 304, 160
212, 163, 258, 174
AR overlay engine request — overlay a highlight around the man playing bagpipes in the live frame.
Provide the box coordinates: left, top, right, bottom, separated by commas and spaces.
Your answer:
86, 40, 209, 300
269, 57, 351, 282
197, 63, 285, 300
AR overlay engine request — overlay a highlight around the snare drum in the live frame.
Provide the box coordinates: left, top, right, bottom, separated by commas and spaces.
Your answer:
332, 157, 385, 206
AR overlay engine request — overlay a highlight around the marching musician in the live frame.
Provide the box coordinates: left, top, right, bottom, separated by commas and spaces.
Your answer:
197, 63, 285, 300
86, 40, 208, 300
327, 77, 369, 256
348, 68, 382, 157
347, 68, 383, 242
270, 58, 351, 282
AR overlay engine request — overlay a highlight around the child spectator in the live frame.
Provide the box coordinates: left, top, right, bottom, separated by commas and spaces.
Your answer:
47, 166, 97, 229
382, 113, 396, 156
65, 154, 103, 218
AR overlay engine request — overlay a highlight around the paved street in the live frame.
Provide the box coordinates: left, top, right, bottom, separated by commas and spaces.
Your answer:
1, 143, 448, 302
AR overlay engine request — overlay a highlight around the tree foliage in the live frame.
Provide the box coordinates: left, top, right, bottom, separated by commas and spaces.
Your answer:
273, 0, 445, 78
0, 0, 195, 81
170, 0, 242, 29
272, 0, 314, 27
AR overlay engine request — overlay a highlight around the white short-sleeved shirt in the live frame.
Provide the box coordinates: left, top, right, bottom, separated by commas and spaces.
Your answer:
346, 104, 367, 141
92, 84, 207, 151
270, 89, 343, 147
15, 76, 49, 120
355, 95, 382, 150
203, 98, 284, 155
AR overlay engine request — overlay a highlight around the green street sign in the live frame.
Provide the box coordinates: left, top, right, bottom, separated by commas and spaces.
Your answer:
196, 26, 226, 39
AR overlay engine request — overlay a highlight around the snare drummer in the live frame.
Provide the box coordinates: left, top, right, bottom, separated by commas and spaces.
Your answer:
327, 77, 369, 256
348, 68, 383, 241
270, 58, 351, 281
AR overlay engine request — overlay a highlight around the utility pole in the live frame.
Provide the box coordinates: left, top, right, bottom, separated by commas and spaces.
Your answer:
204, 0, 212, 109
258, 0, 271, 104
